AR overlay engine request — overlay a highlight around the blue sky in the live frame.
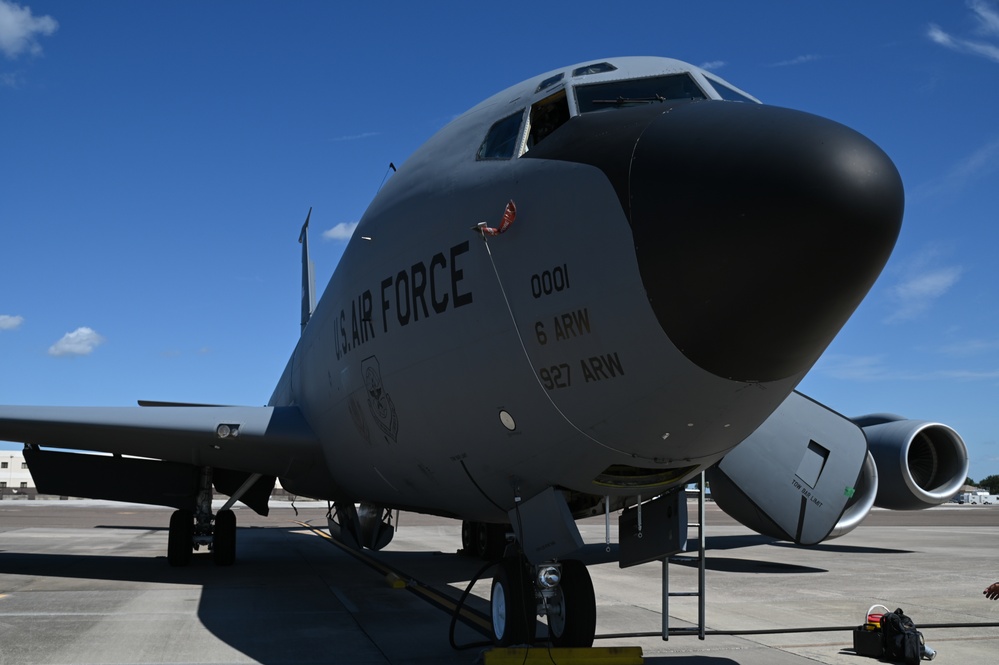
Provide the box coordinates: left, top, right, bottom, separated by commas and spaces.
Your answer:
2, 1, 998, 481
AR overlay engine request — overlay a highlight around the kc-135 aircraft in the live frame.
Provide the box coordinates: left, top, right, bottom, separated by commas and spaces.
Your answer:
0, 56, 969, 647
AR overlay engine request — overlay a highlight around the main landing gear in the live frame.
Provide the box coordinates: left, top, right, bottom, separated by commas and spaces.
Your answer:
167, 507, 236, 567
167, 467, 247, 567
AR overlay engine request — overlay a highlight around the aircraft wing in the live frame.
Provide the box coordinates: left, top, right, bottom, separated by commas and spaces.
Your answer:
0, 405, 327, 512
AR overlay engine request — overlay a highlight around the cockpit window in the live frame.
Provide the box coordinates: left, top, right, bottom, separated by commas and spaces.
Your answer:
526, 89, 570, 150
572, 62, 617, 77
575, 73, 706, 114
707, 77, 758, 103
535, 72, 565, 93
476, 110, 524, 161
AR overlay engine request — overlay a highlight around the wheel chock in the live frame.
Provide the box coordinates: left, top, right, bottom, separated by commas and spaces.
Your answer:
482, 646, 643, 664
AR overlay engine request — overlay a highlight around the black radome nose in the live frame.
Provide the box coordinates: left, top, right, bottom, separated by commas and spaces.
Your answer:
628, 102, 903, 382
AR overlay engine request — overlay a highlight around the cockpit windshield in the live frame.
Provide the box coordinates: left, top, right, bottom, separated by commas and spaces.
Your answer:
575, 73, 706, 114
706, 77, 759, 103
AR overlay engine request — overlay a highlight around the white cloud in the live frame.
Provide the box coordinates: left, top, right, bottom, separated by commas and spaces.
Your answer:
330, 132, 378, 142
323, 221, 358, 241
48, 327, 105, 357
883, 247, 962, 324
928, 24, 957, 48
946, 137, 999, 187
912, 136, 999, 200
1, 70, 20, 87
939, 338, 999, 357
893, 268, 961, 301
928, 2, 999, 64
770, 54, 820, 67
885, 267, 962, 323
0, 0, 58, 59
817, 353, 999, 383
699, 60, 726, 71
936, 368, 999, 380
970, 0, 999, 36
817, 354, 893, 381
0, 314, 23, 330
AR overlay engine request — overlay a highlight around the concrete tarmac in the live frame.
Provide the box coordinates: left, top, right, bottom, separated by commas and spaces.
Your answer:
0, 499, 997, 664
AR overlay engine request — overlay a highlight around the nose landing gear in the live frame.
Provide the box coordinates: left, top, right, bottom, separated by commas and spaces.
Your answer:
488, 555, 597, 647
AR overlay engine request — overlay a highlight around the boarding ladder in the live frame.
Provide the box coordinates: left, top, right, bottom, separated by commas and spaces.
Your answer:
661, 471, 706, 639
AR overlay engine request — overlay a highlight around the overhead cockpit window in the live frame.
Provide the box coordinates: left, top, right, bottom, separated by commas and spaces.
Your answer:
526, 89, 570, 150
707, 78, 758, 103
575, 73, 706, 114
572, 62, 618, 77
535, 72, 565, 94
476, 110, 524, 161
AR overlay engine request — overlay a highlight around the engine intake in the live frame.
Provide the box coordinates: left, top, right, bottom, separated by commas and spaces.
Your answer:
854, 414, 969, 510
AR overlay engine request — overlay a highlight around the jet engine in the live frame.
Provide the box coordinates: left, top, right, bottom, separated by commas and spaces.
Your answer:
853, 414, 969, 510
707, 394, 969, 544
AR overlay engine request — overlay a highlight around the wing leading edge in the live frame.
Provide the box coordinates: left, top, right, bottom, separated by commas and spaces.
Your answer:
0, 405, 332, 510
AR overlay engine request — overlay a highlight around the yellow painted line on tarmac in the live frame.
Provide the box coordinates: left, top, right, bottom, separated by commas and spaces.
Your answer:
294, 520, 493, 634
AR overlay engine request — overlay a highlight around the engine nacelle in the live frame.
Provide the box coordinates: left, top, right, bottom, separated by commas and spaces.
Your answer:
826, 450, 878, 539
853, 414, 969, 510
707, 395, 969, 544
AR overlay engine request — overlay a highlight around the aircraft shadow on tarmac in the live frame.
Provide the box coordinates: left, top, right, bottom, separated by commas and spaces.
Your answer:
0, 526, 502, 664
769, 541, 913, 555
500, 538, 829, 575
667, 555, 825, 574
570, 534, 909, 574
704, 533, 911, 555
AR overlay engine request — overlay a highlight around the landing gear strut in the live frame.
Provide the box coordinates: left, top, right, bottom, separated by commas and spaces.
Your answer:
488, 555, 597, 647
460, 520, 507, 560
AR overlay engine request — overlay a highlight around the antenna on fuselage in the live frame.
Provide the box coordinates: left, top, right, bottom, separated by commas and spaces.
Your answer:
298, 207, 316, 336
376, 162, 397, 193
